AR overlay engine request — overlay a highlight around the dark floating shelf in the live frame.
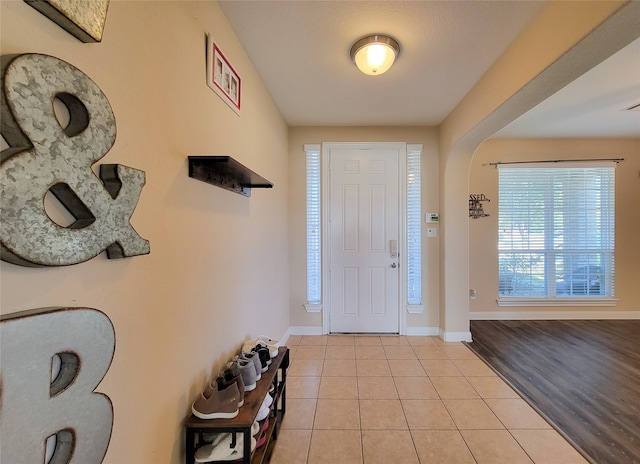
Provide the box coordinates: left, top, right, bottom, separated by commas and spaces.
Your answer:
188, 156, 273, 197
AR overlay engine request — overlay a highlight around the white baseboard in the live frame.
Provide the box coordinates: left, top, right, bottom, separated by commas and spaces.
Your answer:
288, 326, 324, 336
405, 326, 439, 336
279, 327, 292, 346
471, 310, 640, 320
439, 329, 473, 342
288, 326, 443, 337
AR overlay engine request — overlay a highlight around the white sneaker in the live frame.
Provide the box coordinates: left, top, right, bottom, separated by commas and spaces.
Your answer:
256, 402, 270, 422
195, 433, 256, 462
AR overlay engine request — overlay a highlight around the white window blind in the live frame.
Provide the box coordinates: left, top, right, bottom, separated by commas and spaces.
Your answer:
498, 163, 615, 299
406, 147, 422, 305
305, 145, 321, 304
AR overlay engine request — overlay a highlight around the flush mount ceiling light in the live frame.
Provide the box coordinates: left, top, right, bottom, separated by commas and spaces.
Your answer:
350, 34, 400, 76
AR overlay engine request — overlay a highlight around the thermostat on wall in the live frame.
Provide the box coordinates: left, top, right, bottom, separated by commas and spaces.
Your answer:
426, 213, 439, 223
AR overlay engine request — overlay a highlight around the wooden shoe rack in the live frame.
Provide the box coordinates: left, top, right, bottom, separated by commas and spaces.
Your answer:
184, 346, 289, 464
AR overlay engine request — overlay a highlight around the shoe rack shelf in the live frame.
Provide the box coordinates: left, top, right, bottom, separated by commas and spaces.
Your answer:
185, 346, 289, 464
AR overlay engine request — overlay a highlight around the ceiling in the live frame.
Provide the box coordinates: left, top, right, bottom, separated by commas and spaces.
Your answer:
219, 1, 640, 138
495, 37, 640, 138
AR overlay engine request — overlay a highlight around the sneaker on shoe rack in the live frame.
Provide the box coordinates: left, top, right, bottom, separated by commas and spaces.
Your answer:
229, 359, 256, 391
237, 352, 262, 381
258, 335, 280, 358
216, 367, 245, 407
261, 418, 269, 434
194, 432, 256, 463
251, 417, 269, 437
254, 342, 275, 365
191, 382, 239, 420
256, 431, 267, 448
254, 421, 270, 447
240, 354, 262, 381
261, 392, 273, 409
256, 402, 270, 422
250, 345, 270, 371
251, 421, 260, 436
243, 336, 279, 359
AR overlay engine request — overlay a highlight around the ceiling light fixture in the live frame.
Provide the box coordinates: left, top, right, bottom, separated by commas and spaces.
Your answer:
350, 34, 400, 76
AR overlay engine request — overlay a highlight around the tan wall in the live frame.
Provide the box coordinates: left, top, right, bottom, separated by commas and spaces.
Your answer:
0, 2, 289, 462
287, 126, 440, 331
469, 138, 640, 315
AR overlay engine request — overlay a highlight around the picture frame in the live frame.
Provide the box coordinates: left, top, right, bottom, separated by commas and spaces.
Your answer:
206, 34, 241, 115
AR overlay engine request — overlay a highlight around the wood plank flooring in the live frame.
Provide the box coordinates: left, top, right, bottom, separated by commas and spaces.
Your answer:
466, 320, 640, 464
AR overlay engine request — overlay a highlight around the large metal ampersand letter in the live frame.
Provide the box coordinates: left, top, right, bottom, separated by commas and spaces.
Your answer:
0, 53, 150, 266
0, 307, 115, 463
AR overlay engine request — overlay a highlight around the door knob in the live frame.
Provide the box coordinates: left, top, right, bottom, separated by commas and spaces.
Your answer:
391, 263, 397, 268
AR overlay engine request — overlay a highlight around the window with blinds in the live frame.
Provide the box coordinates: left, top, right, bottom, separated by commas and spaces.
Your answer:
498, 163, 615, 299
407, 147, 422, 305
306, 146, 321, 304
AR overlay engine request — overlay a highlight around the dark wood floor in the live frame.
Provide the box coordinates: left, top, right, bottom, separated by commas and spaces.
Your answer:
466, 320, 640, 464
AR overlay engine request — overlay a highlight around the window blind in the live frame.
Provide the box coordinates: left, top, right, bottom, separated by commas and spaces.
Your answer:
306, 147, 321, 304
498, 163, 615, 298
406, 147, 422, 305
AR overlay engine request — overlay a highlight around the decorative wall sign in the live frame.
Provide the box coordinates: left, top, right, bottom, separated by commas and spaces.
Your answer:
0, 53, 150, 267
25, 0, 110, 43
0, 307, 115, 463
469, 193, 490, 219
206, 34, 241, 115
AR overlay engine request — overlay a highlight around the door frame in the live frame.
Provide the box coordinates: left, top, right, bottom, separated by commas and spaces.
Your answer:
321, 142, 408, 335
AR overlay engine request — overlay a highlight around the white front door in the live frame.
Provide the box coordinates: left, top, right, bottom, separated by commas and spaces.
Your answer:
327, 144, 401, 333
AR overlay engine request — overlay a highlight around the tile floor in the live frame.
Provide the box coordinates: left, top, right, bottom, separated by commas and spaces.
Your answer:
268, 335, 588, 464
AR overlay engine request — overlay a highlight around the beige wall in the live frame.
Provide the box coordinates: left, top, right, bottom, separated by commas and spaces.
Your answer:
287, 127, 440, 331
469, 138, 640, 315
0, 2, 289, 463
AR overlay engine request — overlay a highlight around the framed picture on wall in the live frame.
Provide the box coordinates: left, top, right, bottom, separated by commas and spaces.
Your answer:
206, 34, 241, 115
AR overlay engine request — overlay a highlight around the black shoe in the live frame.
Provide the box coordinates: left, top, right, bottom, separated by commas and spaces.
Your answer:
252, 346, 270, 371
